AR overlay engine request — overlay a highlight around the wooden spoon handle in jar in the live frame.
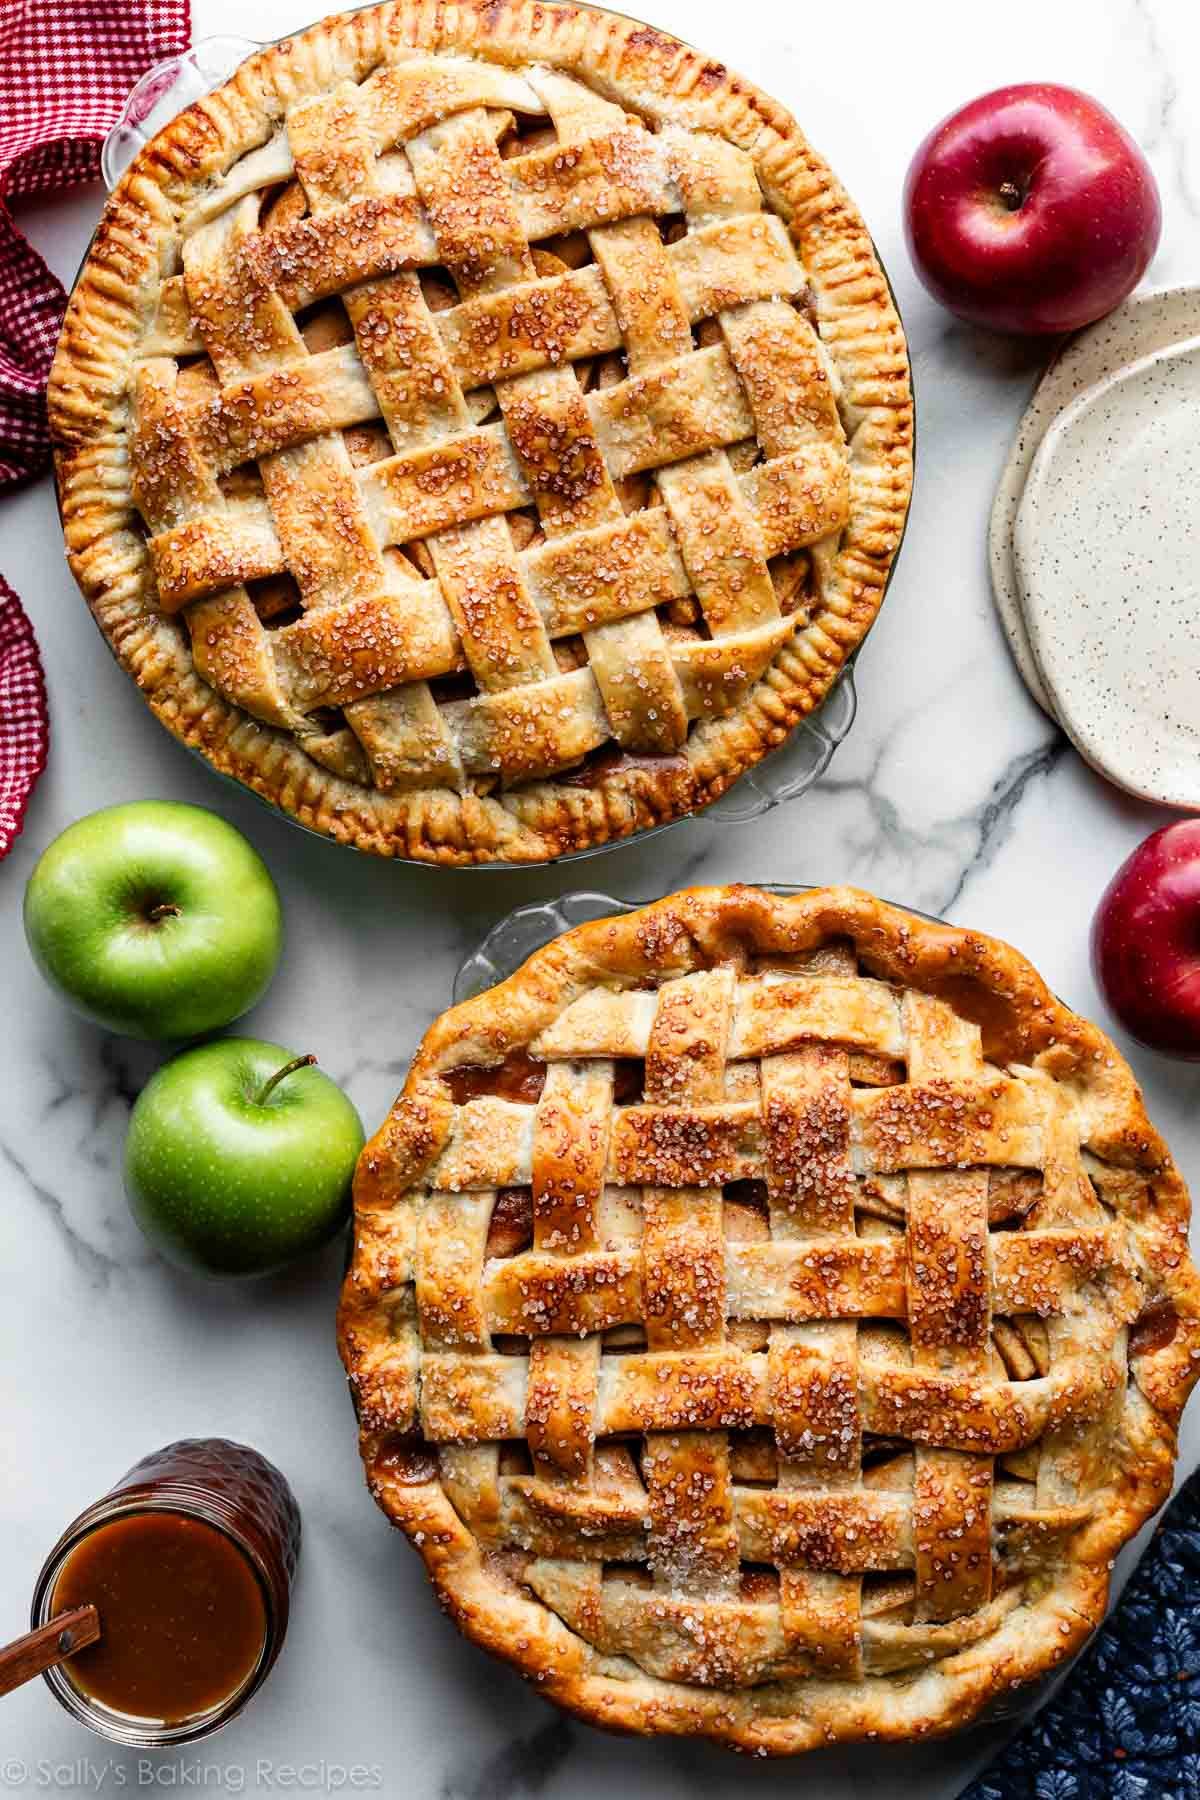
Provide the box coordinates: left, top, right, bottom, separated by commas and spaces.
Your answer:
0, 1606, 100, 1698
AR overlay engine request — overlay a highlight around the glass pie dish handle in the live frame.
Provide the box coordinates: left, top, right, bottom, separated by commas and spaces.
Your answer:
454, 879, 872, 1003
101, 38, 265, 191
702, 665, 857, 825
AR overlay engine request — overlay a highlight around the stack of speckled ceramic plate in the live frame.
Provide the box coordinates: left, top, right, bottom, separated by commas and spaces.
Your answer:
990, 287, 1200, 807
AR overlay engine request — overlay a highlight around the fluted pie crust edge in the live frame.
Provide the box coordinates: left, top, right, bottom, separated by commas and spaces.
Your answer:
337, 885, 1200, 1753
49, 1, 911, 865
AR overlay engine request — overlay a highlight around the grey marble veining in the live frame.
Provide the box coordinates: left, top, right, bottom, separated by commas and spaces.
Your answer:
3, 0, 1200, 1794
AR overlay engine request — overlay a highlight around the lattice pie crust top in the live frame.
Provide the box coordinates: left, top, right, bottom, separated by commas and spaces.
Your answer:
338, 885, 1200, 1753
50, 1, 911, 865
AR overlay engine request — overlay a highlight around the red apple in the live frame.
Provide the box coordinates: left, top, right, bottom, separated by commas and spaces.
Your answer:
904, 83, 1161, 335
1092, 821, 1200, 1059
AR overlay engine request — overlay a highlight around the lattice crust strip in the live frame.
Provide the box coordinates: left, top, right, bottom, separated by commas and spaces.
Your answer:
339, 885, 1200, 1753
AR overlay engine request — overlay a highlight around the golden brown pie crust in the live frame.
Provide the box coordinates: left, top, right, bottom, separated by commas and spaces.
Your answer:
50, 2, 911, 865
338, 884, 1200, 1752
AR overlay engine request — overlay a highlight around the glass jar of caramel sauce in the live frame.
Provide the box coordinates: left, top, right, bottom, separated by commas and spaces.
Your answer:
31, 1439, 300, 1746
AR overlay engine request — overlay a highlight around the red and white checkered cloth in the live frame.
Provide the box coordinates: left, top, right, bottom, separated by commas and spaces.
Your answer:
0, 0, 191, 486
0, 578, 49, 856
0, 0, 191, 854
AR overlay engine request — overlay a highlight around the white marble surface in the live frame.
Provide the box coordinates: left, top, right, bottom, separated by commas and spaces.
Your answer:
3, 0, 1200, 1793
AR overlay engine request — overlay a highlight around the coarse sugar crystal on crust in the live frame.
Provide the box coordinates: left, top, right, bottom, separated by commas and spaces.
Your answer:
49, 2, 911, 865
338, 884, 1200, 1752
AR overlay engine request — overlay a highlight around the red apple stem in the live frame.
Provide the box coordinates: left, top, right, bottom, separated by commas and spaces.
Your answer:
256, 1054, 317, 1107
997, 178, 1024, 211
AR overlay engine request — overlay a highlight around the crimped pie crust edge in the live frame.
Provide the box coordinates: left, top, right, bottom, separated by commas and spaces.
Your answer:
49, 0, 912, 866
338, 884, 1200, 1753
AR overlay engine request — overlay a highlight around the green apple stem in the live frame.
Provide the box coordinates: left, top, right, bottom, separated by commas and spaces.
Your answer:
146, 902, 181, 923
255, 1054, 317, 1107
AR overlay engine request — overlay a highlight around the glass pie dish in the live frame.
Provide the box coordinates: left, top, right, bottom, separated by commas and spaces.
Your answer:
383, 882, 1118, 1740
70, 24, 911, 868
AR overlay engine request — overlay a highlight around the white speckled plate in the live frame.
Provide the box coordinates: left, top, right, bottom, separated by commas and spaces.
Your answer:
989, 286, 1200, 715
1013, 334, 1200, 807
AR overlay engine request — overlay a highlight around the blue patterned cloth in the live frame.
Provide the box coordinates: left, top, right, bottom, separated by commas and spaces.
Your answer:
961, 1468, 1200, 1799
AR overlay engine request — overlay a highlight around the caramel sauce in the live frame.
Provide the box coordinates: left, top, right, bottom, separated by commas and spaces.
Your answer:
442, 1051, 547, 1105
723, 1180, 770, 1214
426, 670, 477, 706
740, 1568, 779, 1603
445, 1053, 639, 1111
1129, 1301, 1179, 1358
374, 1436, 439, 1486
561, 747, 690, 789
987, 1169, 1042, 1228
611, 1058, 643, 1105
486, 1188, 534, 1258
847, 1050, 905, 1088
52, 1513, 266, 1726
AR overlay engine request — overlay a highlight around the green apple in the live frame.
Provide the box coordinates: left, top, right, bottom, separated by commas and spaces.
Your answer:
125, 1039, 364, 1278
24, 800, 282, 1039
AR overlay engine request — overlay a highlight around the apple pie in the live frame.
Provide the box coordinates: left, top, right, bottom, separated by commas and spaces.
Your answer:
50, 2, 911, 864
338, 884, 1200, 1752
